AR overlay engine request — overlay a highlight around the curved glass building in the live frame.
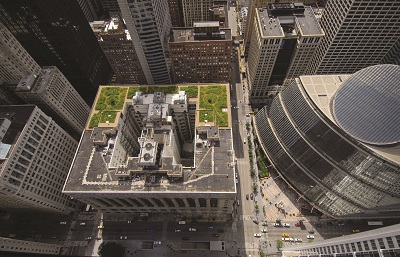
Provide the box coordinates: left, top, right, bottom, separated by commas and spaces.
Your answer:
254, 65, 400, 217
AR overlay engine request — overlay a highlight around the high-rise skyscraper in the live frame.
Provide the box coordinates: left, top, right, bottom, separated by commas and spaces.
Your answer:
0, 105, 78, 213
247, 3, 324, 106
117, 0, 172, 84
254, 64, 400, 218
306, 0, 400, 75
282, 224, 400, 257
181, 0, 215, 27
0, 0, 113, 104
14, 67, 90, 140
0, 22, 41, 85
169, 22, 232, 83
90, 14, 147, 85
167, 0, 184, 27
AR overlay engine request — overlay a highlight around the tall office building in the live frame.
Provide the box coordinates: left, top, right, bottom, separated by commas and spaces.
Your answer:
0, 237, 62, 255
168, 0, 184, 27
90, 14, 147, 85
254, 65, 400, 218
306, 0, 400, 75
0, 22, 41, 84
244, 0, 300, 58
63, 85, 236, 220
169, 22, 232, 83
247, 3, 324, 106
282, 224, 400, 257
117, 0, 172, 84
14, 67, 90, 139
181, 0, 215, 27
99, 0, 120, 14
0, 0, 113, 104
0, 105, 78, 213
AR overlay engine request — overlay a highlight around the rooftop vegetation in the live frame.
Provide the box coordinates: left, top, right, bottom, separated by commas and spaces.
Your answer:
199, 85, 228, 127
180, 86, 199, 98
198, 110, 214, 123
95, 87, 127, 111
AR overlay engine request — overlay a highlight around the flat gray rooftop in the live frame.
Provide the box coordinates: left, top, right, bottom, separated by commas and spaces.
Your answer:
171, 28, 232, 42
64, 128, 236, 193
257, 6, 323, 38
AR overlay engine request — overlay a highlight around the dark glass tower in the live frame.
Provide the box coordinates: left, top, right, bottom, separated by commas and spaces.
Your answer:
0, 0, 113, 104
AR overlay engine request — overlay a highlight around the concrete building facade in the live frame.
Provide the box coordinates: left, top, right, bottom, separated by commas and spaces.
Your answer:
282, 224, 400, 257
0, 237, 61, 255
0, 22, 41, 84
253, 65, 400, 218
181, 0, 214, 27
63, 85, 236, 220
247, 3, 324, 106
14, 67, 90, 140
305, 0, 400, 75
0, 105, 78, 213
169, 22, 232, 83
117, 0, 172, 84
90, 15, 147, 85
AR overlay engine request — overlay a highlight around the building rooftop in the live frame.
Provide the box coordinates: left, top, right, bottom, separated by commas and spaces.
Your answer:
63, 85, 236, 194
171, 27, 232, 43
257, 4, 323, 38
299, 65, 400, 166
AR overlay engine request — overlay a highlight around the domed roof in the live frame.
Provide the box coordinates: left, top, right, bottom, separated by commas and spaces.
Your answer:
332, 65, 400, 146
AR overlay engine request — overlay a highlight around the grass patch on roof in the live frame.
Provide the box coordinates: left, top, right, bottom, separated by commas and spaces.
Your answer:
199, 85, 228, 127
180, 86, 198, 98
147, 85, 178, 94
99, 111, 118, 124
199, 110, 214, 123
127, 86, 142, 99
95, 87, 127, 111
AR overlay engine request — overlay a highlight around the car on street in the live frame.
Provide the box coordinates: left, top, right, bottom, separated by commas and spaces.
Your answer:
352, 229, 361, 233
212, 234, 220, 237
208, 224, 214, 229
243, 138, 246, 144
79, 222, 86, 226
120, 236, 128, 239
86, 237, 92, 240
262, 222, 268, 226
250, 194, 254, 200
337, 221, 345, 226
189, 228, 196, 232
273, 223, 282, 227
60, 221, 67, 225
253, 220, 259, 225
283, 223, 290, 228
295, 238, 302, 242
261, 229, 267, 233
295, 222, 301, 227
127, 220, 132, 223
307, 235, 315, 239
182, 237, 189, 240
98, 225, 104, 229
246, 194, 249, 200
288, 237, 294, 242
282, 233, 290, 237
308, 229, 314, 234
174, 229, 181, 232
254, 233, 262, 238
154, 241, 161, 245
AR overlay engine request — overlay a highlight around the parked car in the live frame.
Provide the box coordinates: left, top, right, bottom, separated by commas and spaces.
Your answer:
288, 237, 294, 242
282, 233, 290, 237
60, 221, 67, 225
86, 237, 92, 240
120, 236, 128, 239
273, 223, 282, 227
307, 235, 315, 239
246, 194, 249, 200
283, 223, 290, 228
174, 229, 181, 232
261, 229, 267, 233
212, 234, 220, 237
189, 228, 196, 232
308, 230, 315, 234
352, 229, 361, 233
254, 233, 262, 238
79, 222, 86, 226
250, 194, 254, 200
295, 238, 302, 242
253, 220, 259, 225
